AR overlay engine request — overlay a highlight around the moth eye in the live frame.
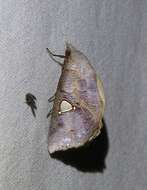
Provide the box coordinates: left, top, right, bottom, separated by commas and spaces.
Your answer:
59, 100, 73, 114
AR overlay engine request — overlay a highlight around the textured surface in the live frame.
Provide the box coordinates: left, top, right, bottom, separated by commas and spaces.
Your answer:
0, 0, 147, 190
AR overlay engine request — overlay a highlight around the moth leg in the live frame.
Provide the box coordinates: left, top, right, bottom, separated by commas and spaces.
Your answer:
47, 108, 53, 118
48, 94, 55, 102
46, 48, 64, 67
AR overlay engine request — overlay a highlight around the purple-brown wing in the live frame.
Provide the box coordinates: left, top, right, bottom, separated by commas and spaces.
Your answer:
48, 44, 105, 153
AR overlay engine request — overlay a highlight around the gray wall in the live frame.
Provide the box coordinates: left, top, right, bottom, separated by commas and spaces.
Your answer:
0, 0, 147, 190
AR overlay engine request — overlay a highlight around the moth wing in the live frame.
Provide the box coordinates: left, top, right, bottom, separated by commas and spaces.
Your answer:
48, 44, 105, 153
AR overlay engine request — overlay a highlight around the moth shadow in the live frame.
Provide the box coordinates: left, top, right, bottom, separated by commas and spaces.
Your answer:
51, 119, 109, 173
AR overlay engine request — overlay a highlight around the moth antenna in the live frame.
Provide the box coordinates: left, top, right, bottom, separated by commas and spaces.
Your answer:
46, 48, 64, 67
47, 108, 53, 118
46, 48, 65, 58
48, 94, 55, 102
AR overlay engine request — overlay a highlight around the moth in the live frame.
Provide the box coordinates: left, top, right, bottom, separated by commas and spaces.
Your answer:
25, 93, 37, 117
47, 43, 105, 154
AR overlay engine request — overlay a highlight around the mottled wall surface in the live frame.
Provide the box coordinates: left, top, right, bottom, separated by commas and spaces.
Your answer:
0, 0, 147, 190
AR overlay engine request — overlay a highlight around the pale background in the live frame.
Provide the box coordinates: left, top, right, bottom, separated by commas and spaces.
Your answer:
0, 0, 147, 190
